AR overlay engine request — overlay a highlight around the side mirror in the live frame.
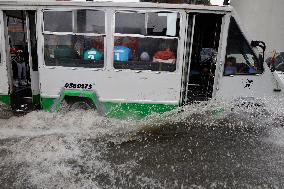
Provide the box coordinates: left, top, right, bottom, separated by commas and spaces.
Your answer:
251, 41, 266, 55
251, 40, 266, 50
251, 40, 266, 71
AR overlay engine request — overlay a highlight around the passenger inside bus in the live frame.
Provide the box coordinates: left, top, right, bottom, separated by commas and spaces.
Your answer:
11, 48, 29, 86
114, 37, 135, 61
113, 11, 179, 72
224, 56, 237, 75
113, 36, 177, 72
83, 47, 102, 61
82, 38, 104, 63
185, 14, 222, 103
223, 17, 263, 75
5, 10, 36, 113
223, 55, 259, 75
153, 45, 176, 64
44, 35, 104, 68
7, 15, 30, 87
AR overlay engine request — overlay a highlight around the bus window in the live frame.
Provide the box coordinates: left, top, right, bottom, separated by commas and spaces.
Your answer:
113, 36, 177, 71
114, 11, 179, 72
224, 18, 263, 76
44, 35, 104, 68
44, 11, 72, 32
147, 12, 179, 37
115, 12, 146, 35
76, 10, 105, 34
43, 10, 105, 68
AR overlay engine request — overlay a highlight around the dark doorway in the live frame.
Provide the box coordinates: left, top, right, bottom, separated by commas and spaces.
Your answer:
182, 13, 223, 104
5, 10, 37, 114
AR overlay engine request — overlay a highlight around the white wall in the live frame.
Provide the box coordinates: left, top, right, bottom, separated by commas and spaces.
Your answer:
231, 0, 284, 54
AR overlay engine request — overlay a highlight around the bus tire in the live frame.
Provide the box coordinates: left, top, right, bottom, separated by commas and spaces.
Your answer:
69, 100, 94, 111
62, 97, 95, 112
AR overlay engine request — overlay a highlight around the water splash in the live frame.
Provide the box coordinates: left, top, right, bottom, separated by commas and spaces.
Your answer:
0, 98, 284, 188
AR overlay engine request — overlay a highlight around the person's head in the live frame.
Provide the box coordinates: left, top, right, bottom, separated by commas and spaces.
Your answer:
159, 42, 171, 51
140, 51, 150, 61
114, 37, 123, 46
16, 49, 23, 56
122, 40, 130, 48
226, 56, 236, 66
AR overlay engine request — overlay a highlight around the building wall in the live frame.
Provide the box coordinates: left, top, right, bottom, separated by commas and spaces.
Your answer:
231, 0, 284, 54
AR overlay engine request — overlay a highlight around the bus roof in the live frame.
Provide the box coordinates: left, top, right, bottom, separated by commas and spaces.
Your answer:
0, 1, 232, 12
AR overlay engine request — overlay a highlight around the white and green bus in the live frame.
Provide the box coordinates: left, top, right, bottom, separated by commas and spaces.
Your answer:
0, 1, 282, 119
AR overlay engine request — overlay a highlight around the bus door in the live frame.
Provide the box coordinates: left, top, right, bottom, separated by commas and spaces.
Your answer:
3, 10, 39, 113
182, 13, 223, 104
26, 11, 40, 108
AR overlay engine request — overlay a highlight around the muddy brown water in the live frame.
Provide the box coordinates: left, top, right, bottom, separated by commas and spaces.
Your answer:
0, 100, 284, 189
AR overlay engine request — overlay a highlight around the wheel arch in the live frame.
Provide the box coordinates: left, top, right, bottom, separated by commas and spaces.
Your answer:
50, 89, 105, 115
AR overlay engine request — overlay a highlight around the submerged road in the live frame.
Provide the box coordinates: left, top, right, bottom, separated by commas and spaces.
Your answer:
0, 101, 283, 188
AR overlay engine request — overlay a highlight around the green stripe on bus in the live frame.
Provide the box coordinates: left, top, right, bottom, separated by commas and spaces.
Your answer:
103, 102, 178, 119
40, 95, 178, 119
32, 95, 41, 106
41, 98, 56, 111
0, 95, 10, 105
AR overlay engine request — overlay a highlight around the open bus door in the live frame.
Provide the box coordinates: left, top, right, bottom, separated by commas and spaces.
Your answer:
3, 10, 39, 114
181, 13, 223, 105
26, 11, 40, 109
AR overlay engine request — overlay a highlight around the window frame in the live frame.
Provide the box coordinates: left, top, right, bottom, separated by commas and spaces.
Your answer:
113, 10, 181, 73
0, 14, 2, 66
42, 9, 107, 69
223, 17, 264, 76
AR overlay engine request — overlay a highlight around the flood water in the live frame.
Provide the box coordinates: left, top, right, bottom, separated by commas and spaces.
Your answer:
0, 99, 284, 189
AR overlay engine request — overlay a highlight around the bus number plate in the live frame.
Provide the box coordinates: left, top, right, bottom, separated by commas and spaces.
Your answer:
64, 83, 92, 90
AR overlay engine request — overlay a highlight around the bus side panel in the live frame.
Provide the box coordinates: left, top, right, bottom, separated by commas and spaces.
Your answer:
39, 68, 181, 118
0, 10, 10, 105
0, 65, 10, 105
216, 65, 283, 101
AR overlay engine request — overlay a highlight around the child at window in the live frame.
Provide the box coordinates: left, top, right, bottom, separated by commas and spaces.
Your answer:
224, 56, 237, 75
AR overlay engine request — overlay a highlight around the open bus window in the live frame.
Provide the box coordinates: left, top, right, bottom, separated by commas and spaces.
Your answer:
147, 12, 179, 37
44, 35, 104, 68
224, 18, 264, 76
114, 11, 179, 72
43, 10, 105, 68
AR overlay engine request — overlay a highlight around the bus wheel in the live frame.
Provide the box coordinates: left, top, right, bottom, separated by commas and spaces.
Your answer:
62, 97, 95, 112
69, 100, 94, 111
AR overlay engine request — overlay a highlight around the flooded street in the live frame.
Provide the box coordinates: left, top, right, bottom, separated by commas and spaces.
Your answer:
0, 100, 284, 188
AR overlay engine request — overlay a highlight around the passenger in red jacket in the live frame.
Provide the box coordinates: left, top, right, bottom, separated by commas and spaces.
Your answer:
153, 47, 176, 64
